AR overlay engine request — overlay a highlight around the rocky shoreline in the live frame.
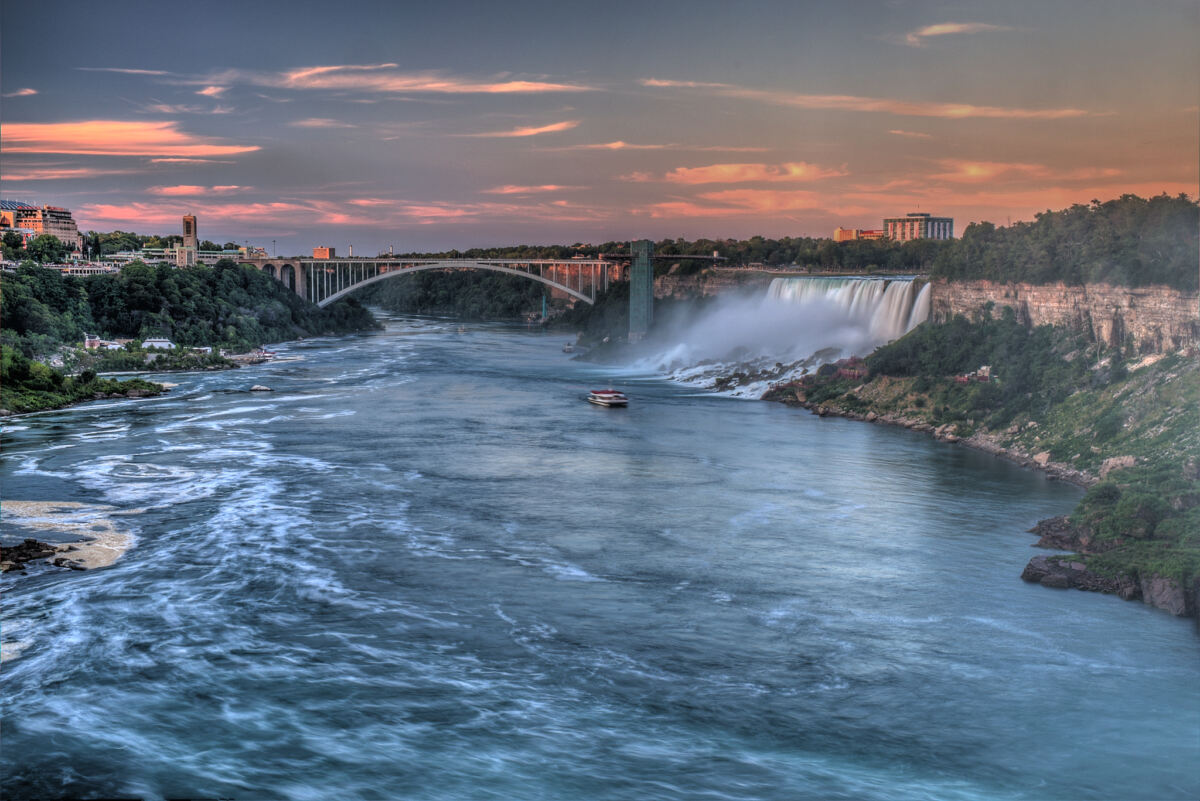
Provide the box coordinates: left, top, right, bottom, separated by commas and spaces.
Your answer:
770, 392, 1199, 619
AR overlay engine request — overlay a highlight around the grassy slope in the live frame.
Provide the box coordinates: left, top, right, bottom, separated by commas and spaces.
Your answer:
767, 331, 1200, 602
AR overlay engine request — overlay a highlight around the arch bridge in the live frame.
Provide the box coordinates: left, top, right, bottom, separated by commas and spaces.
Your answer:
240, 256, 625, 308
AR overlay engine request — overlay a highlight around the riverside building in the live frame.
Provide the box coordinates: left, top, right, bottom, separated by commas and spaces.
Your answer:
883, 212, 953, 242
0, 199, 83, 251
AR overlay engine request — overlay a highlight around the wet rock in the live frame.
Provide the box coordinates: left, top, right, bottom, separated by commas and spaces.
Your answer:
1032, 451, 1052, 466
249, 385, 273, 392
1040, 573, 1072, 589
1, 538, 59, 572
1099, 455, 1136, 479
1029, 515, 1092, 551
1140, 575, 1190, 616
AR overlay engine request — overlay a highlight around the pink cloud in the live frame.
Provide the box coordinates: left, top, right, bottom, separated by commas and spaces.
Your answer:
904, 22, 1013, 47
288, 118, 358, 128
196, 85, 227, 97
3, 120, 259, 157
929, 160, 1123, 183
210, 64, 595, 95
661, 162, 847, 184
2, 88, 37, 98
481, 184, 578, 194
462, 120, 580, 138
2, 166, 137, 181
641, 79, 1093, 119
644, 189, 826, 218
147, 185, 250, 196
889, 129, 932, 139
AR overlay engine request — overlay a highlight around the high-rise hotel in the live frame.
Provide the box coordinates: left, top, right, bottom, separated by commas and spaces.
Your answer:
882, 212, 954, 242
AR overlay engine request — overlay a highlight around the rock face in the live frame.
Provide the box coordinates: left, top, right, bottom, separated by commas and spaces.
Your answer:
1, 538, 59, 573
930, 280, 1200, 352
1021, 555, 1140, 600
654, 269, 775, 299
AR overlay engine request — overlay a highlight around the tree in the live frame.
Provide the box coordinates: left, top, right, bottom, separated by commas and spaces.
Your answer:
2, 231, 25, 261
25, 234, 70, 264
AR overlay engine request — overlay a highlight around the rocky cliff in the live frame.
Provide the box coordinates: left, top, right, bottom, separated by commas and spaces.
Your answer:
654, 269, 775, 299
931, 279, 1199, 352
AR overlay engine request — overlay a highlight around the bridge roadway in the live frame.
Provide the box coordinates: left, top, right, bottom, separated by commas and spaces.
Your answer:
240, 256, 624, 308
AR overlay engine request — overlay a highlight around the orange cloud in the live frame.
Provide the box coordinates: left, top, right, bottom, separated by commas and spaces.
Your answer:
463, 120, 580, 138
77, 194, 611, 231
288, 118, 357, 128
149, 157, 235, 164
213, 64, 595, 95
929, 160, 1123, 183
3, 120, 259, 156
661, 162, 847, 184
196, 85, 227, 97
889, 129, 932, 139
481, 184, 578, 194
903, 22, 1012, 47
641, 79, 1092, 119
2, 166, 137, 180
2, 88, 37, 98
551, 141, 768, 153
645, 189, 826, 218
147, 185, 249, 196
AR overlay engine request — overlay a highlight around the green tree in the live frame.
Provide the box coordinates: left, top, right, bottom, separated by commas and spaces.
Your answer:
25, 234, 70, 264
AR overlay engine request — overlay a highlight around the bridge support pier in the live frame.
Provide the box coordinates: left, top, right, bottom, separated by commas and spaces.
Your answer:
628, 239, 653, 342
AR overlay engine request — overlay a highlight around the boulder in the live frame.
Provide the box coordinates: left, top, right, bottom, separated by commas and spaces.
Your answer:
1099, 455, 1136, 479
249, 385, 273, 392
1032, 451, 1052, 466
1140, 575, 1190, 616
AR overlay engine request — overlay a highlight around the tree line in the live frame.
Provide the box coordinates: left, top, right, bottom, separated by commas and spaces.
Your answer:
1, 259, 379, 359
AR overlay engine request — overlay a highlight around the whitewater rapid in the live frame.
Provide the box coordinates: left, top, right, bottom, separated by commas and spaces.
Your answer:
631, 277, 931, 397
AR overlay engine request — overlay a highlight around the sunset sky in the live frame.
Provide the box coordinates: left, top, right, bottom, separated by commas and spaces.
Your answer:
2, 0, 1197, 254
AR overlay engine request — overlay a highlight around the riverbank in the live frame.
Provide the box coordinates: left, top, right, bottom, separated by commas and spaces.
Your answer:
762, 343, 1200, 618
0, 346, 168, 415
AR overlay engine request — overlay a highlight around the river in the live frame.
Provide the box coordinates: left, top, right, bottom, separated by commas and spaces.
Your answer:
2, 313, 1197, 800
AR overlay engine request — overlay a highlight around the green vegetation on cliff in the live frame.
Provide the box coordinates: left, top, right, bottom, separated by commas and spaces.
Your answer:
774, 315, 1199, 602
929, 193, 1198, 290
1, 259, 379, 360
354, 269, 546, 320
1, 345, 165, 414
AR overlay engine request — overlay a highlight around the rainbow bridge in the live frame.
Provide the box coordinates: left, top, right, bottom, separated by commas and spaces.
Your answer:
239, 256, 626, 308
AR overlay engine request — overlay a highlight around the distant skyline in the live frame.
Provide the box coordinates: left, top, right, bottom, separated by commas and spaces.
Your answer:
2, 0, 1197, 255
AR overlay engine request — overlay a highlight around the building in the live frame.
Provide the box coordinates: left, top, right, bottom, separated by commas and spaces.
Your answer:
143, 338, 176, 350
313, 246, 336, 259
182, 215, 198, 250
883, 212, 953, 242
0, 199, 83, 251
833, 227, 886, 242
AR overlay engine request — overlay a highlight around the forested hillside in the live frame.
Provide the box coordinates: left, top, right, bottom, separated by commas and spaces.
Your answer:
1, 259, 379, 359
355, 269, 546, 320
929, 193, 1198, 290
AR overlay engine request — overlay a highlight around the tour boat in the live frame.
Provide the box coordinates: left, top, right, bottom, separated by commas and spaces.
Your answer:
587, 389, 628, 407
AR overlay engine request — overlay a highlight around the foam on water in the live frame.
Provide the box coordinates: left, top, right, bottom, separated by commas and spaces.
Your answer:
632, 277, 930, 397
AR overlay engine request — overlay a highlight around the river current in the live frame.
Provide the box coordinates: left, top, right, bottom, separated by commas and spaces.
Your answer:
2, 314, 1197, 800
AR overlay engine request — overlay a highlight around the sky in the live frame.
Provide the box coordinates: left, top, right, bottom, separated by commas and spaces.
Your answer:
2, 0, 1197, 255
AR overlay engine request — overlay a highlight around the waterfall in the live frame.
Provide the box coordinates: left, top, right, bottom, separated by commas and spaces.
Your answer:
629, 277, 930, 397
767, 277, 930, 344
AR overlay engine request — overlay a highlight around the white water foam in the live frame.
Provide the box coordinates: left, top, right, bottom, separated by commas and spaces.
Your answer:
631, 277, 930, 398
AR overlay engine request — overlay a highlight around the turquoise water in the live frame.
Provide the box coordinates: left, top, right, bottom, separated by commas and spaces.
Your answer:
2, 315, 1197, 800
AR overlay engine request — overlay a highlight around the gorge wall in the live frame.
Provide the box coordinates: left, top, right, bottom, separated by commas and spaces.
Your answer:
930, 279, 1199, 353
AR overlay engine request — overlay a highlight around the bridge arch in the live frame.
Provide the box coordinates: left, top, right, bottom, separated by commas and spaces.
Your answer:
262, 263, 277, 279
280, 264, 296, 291
314, 261, 600, 308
